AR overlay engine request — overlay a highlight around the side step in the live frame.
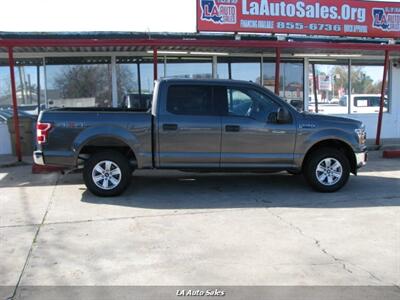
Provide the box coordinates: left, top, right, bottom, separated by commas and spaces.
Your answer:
32, 164, 65, 174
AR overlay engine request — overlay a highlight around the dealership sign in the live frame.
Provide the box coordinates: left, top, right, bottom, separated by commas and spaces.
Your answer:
197, 0, 400, 38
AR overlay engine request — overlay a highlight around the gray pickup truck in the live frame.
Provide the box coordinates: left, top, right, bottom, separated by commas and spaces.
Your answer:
34, 79, 367, 196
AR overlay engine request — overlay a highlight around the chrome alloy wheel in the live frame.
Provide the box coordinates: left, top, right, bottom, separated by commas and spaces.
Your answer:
315, 158, 343, 186
92, 160, 122, 190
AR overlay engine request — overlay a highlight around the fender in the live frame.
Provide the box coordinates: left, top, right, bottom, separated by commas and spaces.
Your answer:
295, 128, 357, 167
72, 125, 143, 167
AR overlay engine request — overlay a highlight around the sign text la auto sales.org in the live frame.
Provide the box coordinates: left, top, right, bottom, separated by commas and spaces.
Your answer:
198, 0, 400, 38
242, 0, 366, 23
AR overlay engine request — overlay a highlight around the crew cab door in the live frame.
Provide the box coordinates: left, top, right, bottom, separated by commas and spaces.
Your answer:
219, 86, 297, 168
157, 83, 221, 168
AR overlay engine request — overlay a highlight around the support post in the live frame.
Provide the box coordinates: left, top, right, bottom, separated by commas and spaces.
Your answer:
36, 65, 41, 114
303, 57, 309, 112
153, 47, 158, 81
348, 59, 352, 115
111, 55, 118, 108
8, 47, 22, 162
43, 58, 48, 108
260, 55, 264, 86
212, 56, 217, 79
274, 48, 281, 95
163, 56, 167, 77
312, 63, 319, 113
375, 50, 390, 146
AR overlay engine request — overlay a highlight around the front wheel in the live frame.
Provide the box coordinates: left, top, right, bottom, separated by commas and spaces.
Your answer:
83, 151, 132, 197
304, 148, 350, 193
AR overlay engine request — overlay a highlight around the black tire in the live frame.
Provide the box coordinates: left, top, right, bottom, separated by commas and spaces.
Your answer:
303, 148, 350, 193
83, 151, 132, 197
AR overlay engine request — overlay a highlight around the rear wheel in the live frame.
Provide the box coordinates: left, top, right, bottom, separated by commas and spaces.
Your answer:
304, 148, 350, 192
83, 151, 131, 197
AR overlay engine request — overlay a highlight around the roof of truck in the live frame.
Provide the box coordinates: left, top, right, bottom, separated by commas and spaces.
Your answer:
157, 78, 261, 86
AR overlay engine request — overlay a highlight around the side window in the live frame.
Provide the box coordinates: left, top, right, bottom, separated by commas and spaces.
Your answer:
227, 90, 253, 116
227, 88, 279, 122
167, 85, 214, 115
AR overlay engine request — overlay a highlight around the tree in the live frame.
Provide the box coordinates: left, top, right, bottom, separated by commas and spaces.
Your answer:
54, 65, 112, 107
350, 66, 376, 94
115, 65, 137, 106
321, 65, 382, 96
54, 64, 137, 107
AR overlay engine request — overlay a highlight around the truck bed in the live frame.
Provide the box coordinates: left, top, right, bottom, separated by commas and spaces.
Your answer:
38, 109, 153, 168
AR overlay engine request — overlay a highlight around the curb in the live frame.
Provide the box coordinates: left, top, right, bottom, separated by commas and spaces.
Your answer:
382, 150, 400, 159
0, 161, 30, 168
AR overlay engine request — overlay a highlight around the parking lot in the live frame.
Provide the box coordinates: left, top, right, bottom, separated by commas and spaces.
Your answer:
1, 151, 399, 298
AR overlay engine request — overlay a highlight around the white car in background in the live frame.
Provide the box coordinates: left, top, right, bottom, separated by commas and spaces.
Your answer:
339, 94, 388, 114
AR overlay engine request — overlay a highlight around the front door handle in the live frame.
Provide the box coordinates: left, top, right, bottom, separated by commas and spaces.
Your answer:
225, 125, 240, 132
272, 130, 285, 134
163, 124, 178, 131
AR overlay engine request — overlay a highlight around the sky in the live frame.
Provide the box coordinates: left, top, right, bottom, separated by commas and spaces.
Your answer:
0, 0, 398, 32
0, 0, 195, 32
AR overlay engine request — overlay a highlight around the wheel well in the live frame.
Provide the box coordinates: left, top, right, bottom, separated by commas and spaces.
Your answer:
78, 138, 137, 167
302, 140, 356, 174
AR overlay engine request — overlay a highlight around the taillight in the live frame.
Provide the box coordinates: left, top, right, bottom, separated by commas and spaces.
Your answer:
36, 122, 52, 144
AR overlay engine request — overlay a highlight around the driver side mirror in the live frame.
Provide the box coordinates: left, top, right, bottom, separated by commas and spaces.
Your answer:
276, 107, 291, 124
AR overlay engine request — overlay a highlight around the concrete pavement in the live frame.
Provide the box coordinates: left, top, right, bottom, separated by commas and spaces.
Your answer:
0, 151, 399, 299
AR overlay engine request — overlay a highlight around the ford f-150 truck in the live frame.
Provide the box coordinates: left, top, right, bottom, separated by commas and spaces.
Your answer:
34, 79, 367, 196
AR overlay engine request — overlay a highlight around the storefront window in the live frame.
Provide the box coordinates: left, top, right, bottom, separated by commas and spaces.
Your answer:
140, 62, 162, 92
0, 58, 45, 116
217, 62, 229, 79
0, 62, 12, 110
217, 57, 261, 83
116, 58, 139, 105
263, 61, 304, 111
230, 57, 261, 84
350, 62, 388, 114
45, 57, 112, 108
165, 57, 212, 79
308, 61, 349, 114
309, 60, 388, 115
262, 62, 275, 92
116, 57, 162, 109
281, 62, 304, 110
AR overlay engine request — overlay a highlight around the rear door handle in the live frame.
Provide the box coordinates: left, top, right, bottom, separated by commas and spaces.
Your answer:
162, 123, 178, 131
225, 125, 240, 132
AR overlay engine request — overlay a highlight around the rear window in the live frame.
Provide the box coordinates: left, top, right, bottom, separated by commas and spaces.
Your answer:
167, 85, 215, 115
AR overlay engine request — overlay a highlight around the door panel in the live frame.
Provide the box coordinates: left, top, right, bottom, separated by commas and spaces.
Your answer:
220, 87, 297, 168
158, 115, 221, 167
157, 84, 221, 168
221, 116, 296, 167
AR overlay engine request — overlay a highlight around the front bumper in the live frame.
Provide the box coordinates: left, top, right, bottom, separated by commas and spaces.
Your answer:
33, 150, 45, 165
355, 151, 367, 168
